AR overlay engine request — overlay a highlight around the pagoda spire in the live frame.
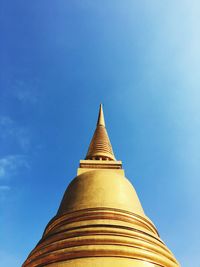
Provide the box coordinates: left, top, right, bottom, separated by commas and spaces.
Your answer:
85, 104, 116, 161
97, 104, 105, 126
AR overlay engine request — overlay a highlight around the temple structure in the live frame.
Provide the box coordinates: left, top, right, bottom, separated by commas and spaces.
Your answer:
23, 105, 179, 267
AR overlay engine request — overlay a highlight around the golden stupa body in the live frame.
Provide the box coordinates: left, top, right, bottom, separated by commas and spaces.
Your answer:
23, 105, 179, 267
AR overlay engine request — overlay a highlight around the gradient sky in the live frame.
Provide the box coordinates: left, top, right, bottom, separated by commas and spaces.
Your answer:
1, 1, 200, 266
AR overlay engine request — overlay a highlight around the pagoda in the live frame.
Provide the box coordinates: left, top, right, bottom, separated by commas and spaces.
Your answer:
23, 105, 179, 267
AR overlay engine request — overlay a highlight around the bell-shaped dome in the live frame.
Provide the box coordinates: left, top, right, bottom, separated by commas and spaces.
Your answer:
23, 167, 179, 267
57, 169, 144, 216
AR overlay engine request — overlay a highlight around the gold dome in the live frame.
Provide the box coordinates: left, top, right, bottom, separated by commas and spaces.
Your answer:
57, 169, 144, 216
23, 105, 180, 267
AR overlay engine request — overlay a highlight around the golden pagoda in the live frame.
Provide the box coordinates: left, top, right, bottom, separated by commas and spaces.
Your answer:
23, 104, 180, 267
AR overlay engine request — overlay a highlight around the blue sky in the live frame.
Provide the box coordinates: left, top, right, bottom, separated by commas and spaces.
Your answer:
1, 1, 200, 266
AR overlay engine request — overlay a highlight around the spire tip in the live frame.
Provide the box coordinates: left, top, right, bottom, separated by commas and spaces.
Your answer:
85, 104, 116, 161
97, 103, 105, 127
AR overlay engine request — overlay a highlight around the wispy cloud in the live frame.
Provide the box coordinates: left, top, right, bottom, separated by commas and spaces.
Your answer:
0, 116, 31, 152
0, 185, 10, 191
0, 155, 29, 180
0, 155, 29, 201
12, 79, 38, 104
0, 185, 10, 201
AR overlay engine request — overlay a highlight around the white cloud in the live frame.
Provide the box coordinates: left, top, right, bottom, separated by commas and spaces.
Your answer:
0, 155, 28, 201
12, 79, 38, 104
0, 115, 31, 152
0, 117, 31, 198
0, 185, 10, 191
0, 185, 10, 201
0, 155, 29, 180
0, 116, 14, 136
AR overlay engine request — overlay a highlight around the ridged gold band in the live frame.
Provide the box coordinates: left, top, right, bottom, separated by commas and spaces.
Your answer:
23, 208, 179, 267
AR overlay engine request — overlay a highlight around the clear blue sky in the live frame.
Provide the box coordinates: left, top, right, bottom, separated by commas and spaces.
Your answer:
1, 1, 200, 266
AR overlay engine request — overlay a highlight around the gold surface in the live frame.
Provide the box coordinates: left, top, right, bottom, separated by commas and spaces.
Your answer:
23, 105, 180, 267
46, 258, 162, 267
85, 104, 116, 160
57, 169, 144, 216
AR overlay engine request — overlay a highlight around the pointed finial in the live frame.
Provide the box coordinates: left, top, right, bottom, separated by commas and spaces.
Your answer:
97, 104, 105, 126
85, 104, 116, 161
